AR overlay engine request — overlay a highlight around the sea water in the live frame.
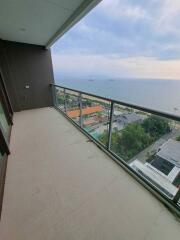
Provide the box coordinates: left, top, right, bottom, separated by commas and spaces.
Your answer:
55, 78, 180, 117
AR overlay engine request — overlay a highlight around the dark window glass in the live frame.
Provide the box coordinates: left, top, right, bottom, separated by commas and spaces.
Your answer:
151, 156, 174, 175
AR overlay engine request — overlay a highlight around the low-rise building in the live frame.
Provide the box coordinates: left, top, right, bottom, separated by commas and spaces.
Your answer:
130, 139, 180, 199
150, 139, 180, 187
130, 160, 178, 199
117, 112, 143, 126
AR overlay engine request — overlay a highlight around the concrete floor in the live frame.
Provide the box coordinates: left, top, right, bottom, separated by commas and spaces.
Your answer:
0, 107, 179, 240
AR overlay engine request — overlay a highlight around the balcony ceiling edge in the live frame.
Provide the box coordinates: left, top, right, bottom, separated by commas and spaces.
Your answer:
45, 0, 102, 48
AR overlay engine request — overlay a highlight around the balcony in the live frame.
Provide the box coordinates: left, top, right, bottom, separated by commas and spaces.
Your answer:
52, 84, 180, 209
0, 106, 180, 239
0, 0, 180, 237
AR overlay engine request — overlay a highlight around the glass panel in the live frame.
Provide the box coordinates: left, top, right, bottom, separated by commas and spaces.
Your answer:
0, 149, 6, 203
55, 87, 65, 111
0, 150, 4, 166
0, 100, 9, 137
81, 94, 110, 146
53, 86, 180, 207
65, 90, 81, 125
106, 103, 180, 200
0, 147, 4, 171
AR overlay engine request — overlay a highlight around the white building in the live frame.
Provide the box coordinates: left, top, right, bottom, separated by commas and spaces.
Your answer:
157, 139, 180, 167
130, 160, 178, 199
130, 139, 180, 199
130, 159, 178, 199
150, 139, 180, 184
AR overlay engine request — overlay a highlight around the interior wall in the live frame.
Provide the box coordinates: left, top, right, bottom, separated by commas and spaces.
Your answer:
0, 40, 54, 111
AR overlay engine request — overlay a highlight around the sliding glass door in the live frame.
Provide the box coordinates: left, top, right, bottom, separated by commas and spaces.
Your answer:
0, 71, 13, 216
0, 100, 10, 138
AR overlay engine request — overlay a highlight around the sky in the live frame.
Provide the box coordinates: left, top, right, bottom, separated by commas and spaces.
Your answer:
51, 0, 180, 80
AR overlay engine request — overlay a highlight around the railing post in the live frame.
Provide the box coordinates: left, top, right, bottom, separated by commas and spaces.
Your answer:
64, 88, 67, 113
52, 85, 57, 107
79, 93, 83, 127
107, 101, 114, 150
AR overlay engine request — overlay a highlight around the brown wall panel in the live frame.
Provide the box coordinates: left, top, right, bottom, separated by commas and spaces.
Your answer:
0, 40, 54, 111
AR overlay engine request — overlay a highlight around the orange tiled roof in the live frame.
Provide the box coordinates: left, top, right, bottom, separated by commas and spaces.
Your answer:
83, 119, 97, 126
67, 105, 103, 118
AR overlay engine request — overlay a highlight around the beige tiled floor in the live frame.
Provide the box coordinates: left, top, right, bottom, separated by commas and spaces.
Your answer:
0, 107, 179, 240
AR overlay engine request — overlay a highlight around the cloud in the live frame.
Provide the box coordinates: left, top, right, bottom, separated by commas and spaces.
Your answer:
52, 53, 180, 80
152, 0, 180, 36
100, 0, 147, 20
52, 53, 131, 78
119, 56, 180, 79
51, 0, 180, 80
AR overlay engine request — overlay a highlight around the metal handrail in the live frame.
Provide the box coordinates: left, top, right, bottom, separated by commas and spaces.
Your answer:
50, 83, 180, 214
50, 83, 180, 122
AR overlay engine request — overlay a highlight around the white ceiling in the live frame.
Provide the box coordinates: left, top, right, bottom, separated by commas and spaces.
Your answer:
0, 0, 101, 47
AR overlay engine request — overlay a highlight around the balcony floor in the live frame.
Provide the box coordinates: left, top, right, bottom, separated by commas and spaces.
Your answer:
0, 107, 179, 240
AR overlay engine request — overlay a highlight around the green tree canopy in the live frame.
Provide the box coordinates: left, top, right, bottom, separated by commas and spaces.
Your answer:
176, 135, 180, 141
119, 123, 152, 160
99, 123, 152, 161
98, 115, 170, 161
142, 115, 170, 139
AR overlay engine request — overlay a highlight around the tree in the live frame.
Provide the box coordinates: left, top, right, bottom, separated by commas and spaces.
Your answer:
98, 115, 170, 161
98, 129, 108, 146
98, 123, 152, 161
83, 99, 92, 107
119, 123, 152, 160
176, 136, 180, 141
142, 115, 170, 139
98, 128, 121, 151
57, 95, 64, 105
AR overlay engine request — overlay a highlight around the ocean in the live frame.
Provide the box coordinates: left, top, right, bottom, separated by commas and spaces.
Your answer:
55, 78, 180, 117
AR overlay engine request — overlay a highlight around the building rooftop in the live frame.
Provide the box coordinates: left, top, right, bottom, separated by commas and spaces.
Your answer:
0, 107, 180, 240
117, 112, 142, 124
157, 139, 180, 168
130, 160, 178, 199
67, 105, 103, 118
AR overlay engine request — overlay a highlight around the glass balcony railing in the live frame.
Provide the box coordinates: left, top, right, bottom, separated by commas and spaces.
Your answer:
81, 94, 111, 147
0, 100, 10, 138
51, 84, 180, 213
